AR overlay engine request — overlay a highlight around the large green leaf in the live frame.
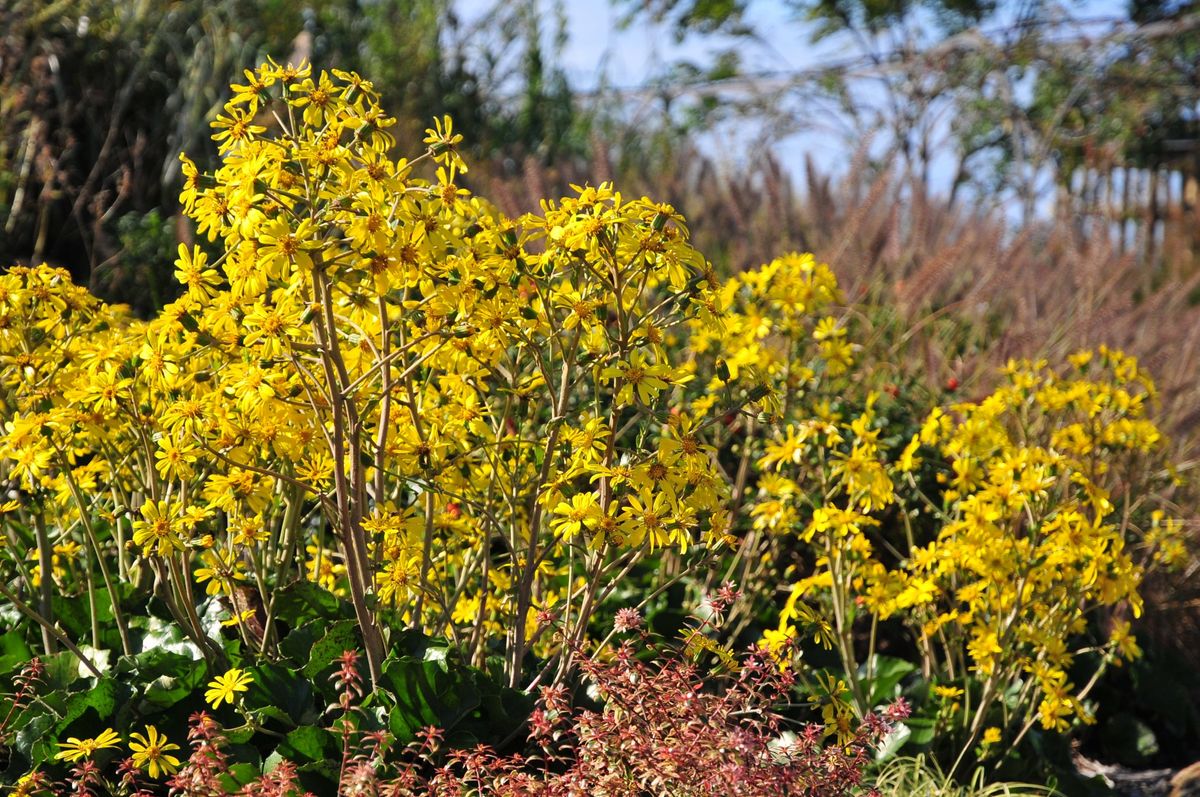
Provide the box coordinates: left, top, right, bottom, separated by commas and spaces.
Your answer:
55, 678, 118, 734
902, 715, 937, 747
14, 712, 56, 765
0, 630, 32, 676
2, 678, 118, 764
219, 762, 262, 792
302, 619, 360, 682
276, 725, 338, 763
40, 650, 84, 691
382, 657, 483, 743
49, 595, 93, 640
279, 620, 324, 667
116, 647, 199, 678
859, 654, 916, 706
378, 651, 532, 747
272, 581, 350, 627
387, 628, 452, 662
142, 662, 207, 710
262, 729, 340, 788
114, 648, 206, 713
134, 615, 202, 658
247, 662, 319, 728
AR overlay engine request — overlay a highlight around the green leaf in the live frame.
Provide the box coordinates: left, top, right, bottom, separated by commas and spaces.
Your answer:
381, 658, 481, 743
114, 648, 206, 717
859, 655, 916, 706
246, 662, 319, 728
143, 662, 206, 710
271, 728, 341, 786
116, 647, 197, 678
378, 651, 531, 747
903, 715, 937, 747
219, 762, 261, 791
272, 581, 351, 627
135, 615, 201, 658
477, 679, 535, 736
387, 628, 452, 663
50, 594, 94, 639
15, 712, 56, 763
223, 724, 256, 745
0, 630, 32, 676
41, 650, 84, 691
55, 679, 118, 734
302, 619, 359, 682
251, 705, 294, 726
279, 620, 324, 666
277, 725, 337, 763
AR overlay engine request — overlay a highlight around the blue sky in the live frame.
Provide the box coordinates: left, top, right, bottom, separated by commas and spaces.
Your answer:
456, 0, 1136, 207
461, 0, 1130, 90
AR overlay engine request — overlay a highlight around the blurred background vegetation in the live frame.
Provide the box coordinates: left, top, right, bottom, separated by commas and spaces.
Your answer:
0, 0, 582, 310
1, 0, 1198, 773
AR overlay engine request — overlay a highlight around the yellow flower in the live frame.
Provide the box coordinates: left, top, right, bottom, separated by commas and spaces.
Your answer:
376, 556, 419, 607
229, 67, 273, 111
13, 772, 47, 797
619, 490, 675, 550
131, 500, 187, 557
601, 350, 674, 406
55, 728, 121, 762
128, 725, 182, 778
154, 436, 199, 481
933, 684, 964, 701
812, 316, 844, 341
67, 366, 131, 415
179, 154, 202, 213
1109, 620, 1142, 661
759, 626, 797, 667
551, 492, 601, 539
204, 668, 254, 708
423, 114, 468, 175
222, 609, 257, 628
174, 243, 221, 300
209, 107, 265, 151
896, 435, 922, 472
982, 726, 1002, 745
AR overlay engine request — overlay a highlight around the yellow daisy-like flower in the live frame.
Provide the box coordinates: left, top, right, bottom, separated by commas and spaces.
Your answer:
932, 684, 964, 701
128, 725, 181, 778
204, 667, 253, 708
130, 499, 186, 557
55, 728, 121, 762
13, 771, 48, 797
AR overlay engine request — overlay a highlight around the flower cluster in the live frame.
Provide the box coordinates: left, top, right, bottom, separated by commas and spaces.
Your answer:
754, 346, 1186, 758
0, 61, 750, 688
0, 59, 1187, 789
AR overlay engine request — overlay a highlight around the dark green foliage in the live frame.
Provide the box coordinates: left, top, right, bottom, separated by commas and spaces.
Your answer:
0, 583, 531, 790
